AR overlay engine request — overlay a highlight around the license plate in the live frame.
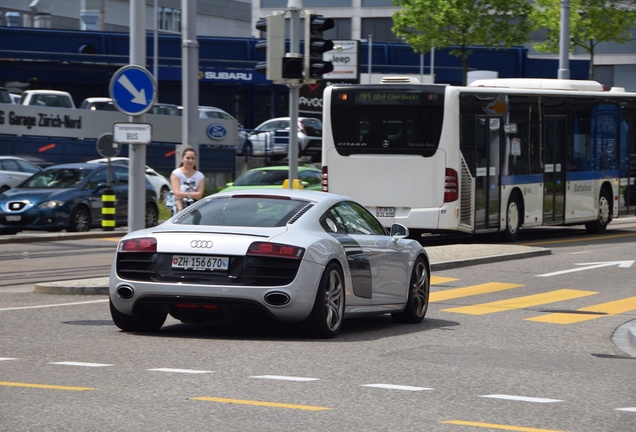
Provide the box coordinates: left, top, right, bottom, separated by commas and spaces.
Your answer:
172, 255, 229, 271
376, 207, 395, 218
6, 215, 21, 221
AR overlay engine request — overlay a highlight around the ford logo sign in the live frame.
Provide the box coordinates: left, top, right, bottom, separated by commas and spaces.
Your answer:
207, 123, 228, 140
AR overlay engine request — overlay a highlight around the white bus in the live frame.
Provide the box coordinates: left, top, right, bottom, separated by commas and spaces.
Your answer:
321, 78, 636, 241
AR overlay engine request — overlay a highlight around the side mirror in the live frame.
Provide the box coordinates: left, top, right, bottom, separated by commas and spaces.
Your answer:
390, 223, 409, 240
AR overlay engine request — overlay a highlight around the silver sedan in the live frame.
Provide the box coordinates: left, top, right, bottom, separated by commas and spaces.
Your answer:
109, 189, 430, 338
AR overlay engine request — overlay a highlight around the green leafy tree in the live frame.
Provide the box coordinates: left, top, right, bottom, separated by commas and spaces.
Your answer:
531, 0, 636, 79
392, 0, 533, 85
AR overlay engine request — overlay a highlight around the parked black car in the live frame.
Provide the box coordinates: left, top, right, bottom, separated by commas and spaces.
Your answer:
0, 162, 158, 234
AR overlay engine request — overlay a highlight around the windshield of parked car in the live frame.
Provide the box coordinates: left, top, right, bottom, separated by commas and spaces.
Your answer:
232, 170, 290, 186
23, 168, 89, 188
174, 196, 311, 227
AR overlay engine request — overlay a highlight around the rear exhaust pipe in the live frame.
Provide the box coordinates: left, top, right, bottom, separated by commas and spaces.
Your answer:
117, 285, 134, 300
264, 291, 290, 306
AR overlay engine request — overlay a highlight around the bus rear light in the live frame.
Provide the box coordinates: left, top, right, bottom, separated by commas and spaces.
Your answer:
444, 168, 459, 202
321, 166, 328, 192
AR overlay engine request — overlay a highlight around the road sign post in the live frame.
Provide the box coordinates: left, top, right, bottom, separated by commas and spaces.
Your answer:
109, 63, 156, 233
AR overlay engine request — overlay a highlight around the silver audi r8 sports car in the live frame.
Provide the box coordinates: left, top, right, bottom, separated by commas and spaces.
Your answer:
109, 189, 430, 338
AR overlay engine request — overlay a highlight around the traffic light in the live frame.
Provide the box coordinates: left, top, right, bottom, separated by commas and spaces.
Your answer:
304, 14, 335, 82
254, 14, 285, 83
282, 54, 304, 79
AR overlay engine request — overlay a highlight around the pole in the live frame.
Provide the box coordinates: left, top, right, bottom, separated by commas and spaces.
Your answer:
287, 1, 302, 186
153, 0, 158, 79
368, 34, 372, 84
179, 0, 199, 167
558, 0, 570, 79
128, 0, 146, 233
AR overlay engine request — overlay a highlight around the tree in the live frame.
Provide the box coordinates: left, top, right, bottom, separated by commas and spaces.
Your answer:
531, 0, 636, 80
392, 0, 533, 85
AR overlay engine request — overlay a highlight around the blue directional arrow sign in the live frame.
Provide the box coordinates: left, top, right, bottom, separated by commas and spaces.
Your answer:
109, 65, 157, 116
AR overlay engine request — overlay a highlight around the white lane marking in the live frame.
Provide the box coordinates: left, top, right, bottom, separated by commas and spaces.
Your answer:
480, 394, 562, 403
147, 368, 214, 374
250, 375, 319, 382
0, 358, 17, 361
615, 407, 636, 412
50, 362, 113, 367
0, 299, 108, 312
362, 384, 433, 391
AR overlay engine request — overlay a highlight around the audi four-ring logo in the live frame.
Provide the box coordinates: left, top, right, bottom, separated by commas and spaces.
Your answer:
190, 240, 213, 248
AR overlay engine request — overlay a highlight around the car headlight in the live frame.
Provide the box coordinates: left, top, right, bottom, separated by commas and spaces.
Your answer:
38, 200, 65, 209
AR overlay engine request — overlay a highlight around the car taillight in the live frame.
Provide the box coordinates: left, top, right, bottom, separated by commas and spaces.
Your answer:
444, 168, 458, 202
321, 166, 328, 192
247, 242, 305, 259
119, 237, 157, 253
298, 121, 306, 134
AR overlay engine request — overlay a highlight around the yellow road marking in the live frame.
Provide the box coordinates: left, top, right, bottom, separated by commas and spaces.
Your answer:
527, 296, 636, 324
190, 396, 332, 411
441, 289, 597, 315
441, 420, 564, 431
431, 276, 459, 285
0, 381, 96, 391
431, 283, 524, 302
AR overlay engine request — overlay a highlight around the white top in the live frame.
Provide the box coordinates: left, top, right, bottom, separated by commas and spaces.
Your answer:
171, 168, 204, 193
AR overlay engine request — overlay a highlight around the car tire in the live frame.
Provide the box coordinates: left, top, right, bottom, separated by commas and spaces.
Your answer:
585, 187, 612, 234
145, 202, 159, 227
502, 193, 522, 242
392, 255, 430, 324
109, 298, 167, 332
303, 262, 345, 339
68, 206, 91, 232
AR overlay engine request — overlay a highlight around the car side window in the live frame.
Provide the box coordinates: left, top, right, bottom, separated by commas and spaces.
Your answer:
16, 160, 41, 173
298, 171, 321, 187
113, 167, 129, 186
332, 202, 386, 236
0, 159, 19, 172
86, 169, 107, 190
320, 207, 347, 234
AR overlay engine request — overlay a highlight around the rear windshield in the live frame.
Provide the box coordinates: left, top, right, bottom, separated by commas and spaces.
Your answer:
329, 86, 444, 157
175, 196, 311, 227
233, 170, 290, 186
301, 118, 322, 137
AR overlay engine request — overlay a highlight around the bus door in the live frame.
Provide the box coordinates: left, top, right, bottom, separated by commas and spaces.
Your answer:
543, 116, 567, 224
474, 116, 501, 231
623, 118, 636, 213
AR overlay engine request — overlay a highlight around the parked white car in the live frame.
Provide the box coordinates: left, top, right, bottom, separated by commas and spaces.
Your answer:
0, 156, 43, 193
20, 90, 76, 108
244, 117, 322, 161
87, 157, 172, 201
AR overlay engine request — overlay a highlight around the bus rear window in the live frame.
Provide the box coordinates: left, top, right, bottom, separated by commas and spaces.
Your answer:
329, 89, 443, 157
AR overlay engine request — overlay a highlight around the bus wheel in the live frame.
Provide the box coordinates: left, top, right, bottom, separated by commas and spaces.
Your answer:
502, 194, 521, 242
585, 189, 612, 234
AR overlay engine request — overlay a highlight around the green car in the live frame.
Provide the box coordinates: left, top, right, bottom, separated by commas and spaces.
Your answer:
219, 166, 322, 192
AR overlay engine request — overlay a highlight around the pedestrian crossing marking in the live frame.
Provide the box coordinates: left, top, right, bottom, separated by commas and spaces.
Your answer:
430, 276, 459, 285
430, 282, 524, 302
526, 296, 636, 324
441, 289, 598, 315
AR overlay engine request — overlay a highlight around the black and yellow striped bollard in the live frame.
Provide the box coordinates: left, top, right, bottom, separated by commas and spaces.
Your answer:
101, 186, 116, 231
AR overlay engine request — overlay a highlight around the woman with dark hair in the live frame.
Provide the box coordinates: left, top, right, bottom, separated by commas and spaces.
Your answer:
170, 147, 205, 213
